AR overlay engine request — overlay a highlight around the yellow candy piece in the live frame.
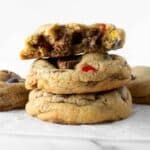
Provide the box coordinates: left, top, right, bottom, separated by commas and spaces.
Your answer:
110, 30, 119, 41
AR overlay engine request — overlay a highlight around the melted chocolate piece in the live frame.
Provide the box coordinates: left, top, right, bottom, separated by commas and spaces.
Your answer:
57, 59, 79, 69
47, 55, 81, 69
71, 31, 83, 45
54, 26, 66, 40
131, 74, 136, 80
86, 29, 102, 49
6, 77, 19, 83
111, 55, 117, 60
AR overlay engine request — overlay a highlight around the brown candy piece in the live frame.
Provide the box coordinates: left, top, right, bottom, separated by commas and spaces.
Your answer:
6, 78, 19, 83
131, 74, 136, 80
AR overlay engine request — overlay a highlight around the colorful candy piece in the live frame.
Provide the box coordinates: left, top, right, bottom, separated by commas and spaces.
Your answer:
6, 77, 19, 83
82, 65, 97, 72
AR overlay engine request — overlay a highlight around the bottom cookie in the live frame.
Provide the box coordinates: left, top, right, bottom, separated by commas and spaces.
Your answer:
26, 87, 132, 124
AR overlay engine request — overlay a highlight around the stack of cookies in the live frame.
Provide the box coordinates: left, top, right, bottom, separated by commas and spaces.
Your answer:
20, 23, 132, 124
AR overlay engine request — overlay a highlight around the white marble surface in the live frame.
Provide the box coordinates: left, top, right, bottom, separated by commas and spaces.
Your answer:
0, 105, 150, 150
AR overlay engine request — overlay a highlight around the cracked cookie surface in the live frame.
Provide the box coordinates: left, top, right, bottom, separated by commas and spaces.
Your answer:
26, 87, 132, 124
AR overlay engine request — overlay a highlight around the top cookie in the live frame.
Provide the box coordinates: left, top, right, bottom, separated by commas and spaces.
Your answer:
127, 66, 150, 97
20, 23, 125, 59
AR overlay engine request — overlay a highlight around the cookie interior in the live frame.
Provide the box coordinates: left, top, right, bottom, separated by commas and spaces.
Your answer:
41, 53, 115, 69
30, 24, 105, 56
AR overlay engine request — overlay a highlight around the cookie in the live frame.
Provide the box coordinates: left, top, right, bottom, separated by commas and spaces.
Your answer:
26, 87, 132, 124
127, 66, 150, 104
128, 66, 150, 97
132, 95, 150, 104
25, 53, 131, 94
0, 70, 29, 111
20, 23, 125, 59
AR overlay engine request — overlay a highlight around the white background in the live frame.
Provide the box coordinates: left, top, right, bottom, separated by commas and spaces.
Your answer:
0, 0, 149, 77
0, 0, 150, 149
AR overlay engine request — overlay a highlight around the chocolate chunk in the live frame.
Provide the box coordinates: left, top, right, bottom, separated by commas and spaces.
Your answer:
118, 87, 128, 101
57, 59, 79, 69
53, 33, 71, 55
46, 55, 81, 69
54, 26, 66, 40
110, 55, 117, 60
131, 74, 136, 80
6, 77, 19, 83
124, 61, 127, 65
71, 31, 83, 45
86, 29, 102, 49
57, 55, 81, 69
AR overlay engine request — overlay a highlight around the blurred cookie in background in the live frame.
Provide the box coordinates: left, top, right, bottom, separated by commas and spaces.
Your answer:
0, 70, 29, 111
127, 66, 150, 104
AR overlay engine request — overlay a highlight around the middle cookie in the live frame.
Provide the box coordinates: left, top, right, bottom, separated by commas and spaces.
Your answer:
25, 53, 131, 94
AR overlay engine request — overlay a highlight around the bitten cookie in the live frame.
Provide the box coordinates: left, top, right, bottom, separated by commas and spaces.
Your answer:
25, 53, 131, 94
26, 87, 132, 124
0, 70, 29, 111
20, 23, 125, 59
127, 66, 150, 104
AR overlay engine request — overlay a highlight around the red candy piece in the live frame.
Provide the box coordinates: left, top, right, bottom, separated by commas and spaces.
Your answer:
82, 65, 97, 72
